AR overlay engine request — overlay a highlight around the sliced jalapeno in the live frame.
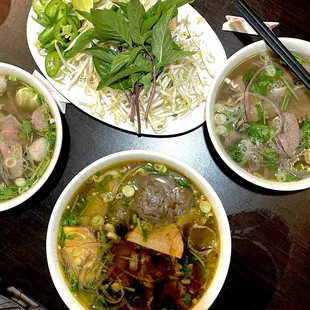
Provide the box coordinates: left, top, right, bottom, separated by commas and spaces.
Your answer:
32, 11, 52, 27
45, 50, 60, 77
56, 3, 69, 21
45, 0, 62, 20
54, 16, 78, 47
38, 25, 55, 44
70, 15, 81, 29
44, 40, 56, 53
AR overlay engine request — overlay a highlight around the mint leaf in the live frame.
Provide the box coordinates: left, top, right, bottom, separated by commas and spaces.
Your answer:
127, 0, 145, 45
91, 9, 132, 46
151, 6, 176, 62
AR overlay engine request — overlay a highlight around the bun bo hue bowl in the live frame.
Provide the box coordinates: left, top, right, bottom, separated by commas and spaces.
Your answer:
0, 63, 62, 211
206, 38, 310, 191
47, 151, 231, 310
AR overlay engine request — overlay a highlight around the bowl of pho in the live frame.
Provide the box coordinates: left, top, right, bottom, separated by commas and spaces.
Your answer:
47, 150, 231, 310
206, 38, 310, 191
0, 63, 62, 211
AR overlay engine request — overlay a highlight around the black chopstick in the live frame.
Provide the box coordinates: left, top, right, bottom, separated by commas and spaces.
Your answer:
235, 0, 310, 91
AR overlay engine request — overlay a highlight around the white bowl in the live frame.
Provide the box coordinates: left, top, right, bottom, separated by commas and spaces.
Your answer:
47, 150, 231, 310
0, 63, 63, 211
206, 38, 310, 191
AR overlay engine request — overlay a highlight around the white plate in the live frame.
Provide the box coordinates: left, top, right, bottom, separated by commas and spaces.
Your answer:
27, 4, 227, 136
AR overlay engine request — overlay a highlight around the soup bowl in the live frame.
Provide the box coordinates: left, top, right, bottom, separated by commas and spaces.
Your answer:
0, 63, 62, 211
206, 38, 310, 191
47, 150, 231, 310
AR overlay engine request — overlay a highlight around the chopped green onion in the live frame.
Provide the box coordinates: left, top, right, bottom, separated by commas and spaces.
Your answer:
122, 185, 135, 197
280, 75, 299, 101
199, 201, 212, 214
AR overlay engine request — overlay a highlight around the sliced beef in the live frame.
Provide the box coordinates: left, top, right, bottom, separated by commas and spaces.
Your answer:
276, 111, 300, 157
0, 115, 22, 141
0, 139, 23, 179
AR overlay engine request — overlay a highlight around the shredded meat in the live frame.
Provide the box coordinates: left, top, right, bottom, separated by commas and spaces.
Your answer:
133, 175, 193, 226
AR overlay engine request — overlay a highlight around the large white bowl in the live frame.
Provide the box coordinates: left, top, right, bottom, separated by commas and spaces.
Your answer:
47, 150, 231, 310
0, 63, 63, 211
206, 38, 310, 191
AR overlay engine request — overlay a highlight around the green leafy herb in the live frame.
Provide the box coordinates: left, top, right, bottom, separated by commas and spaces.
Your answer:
141, 162, 156, 171
82, 46, 116, 63
122, 199, 130, 206
301, 119, 310, 149
64, 29, 97, 59
96, 175, 113, 190
127, 0, 145, 45
182, 293, 192, 306
174, 177, 191, 187
247, 122, 274, 143
151, 6, 176, 62
255, 104, 268, 124
260, 147, 279, 169
226, 144, 244, 163
243, 70, 255, 84
18, 120, 32, 139
91, 8, 132, 46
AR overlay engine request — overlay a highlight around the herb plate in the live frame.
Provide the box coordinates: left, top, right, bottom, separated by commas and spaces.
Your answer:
27, 4, 227, 136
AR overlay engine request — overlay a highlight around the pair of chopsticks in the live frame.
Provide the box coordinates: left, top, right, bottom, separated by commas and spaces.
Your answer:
235, 0, 310, 91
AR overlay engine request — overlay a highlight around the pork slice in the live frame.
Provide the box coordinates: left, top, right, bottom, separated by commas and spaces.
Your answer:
0, 115, 22, 141
277, 111, 300, 157
0, 140, 23, 179
31, 106, 48, 131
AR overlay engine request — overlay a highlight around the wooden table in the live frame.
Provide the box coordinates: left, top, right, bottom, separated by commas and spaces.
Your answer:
0, 0, 310, 309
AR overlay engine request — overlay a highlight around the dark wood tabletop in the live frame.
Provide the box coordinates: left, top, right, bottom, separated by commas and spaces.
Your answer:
0, 0, 310, 309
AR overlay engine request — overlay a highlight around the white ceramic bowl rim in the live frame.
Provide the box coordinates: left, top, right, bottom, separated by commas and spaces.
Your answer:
47, 150, 231, 310
206, 38, 310, 191
0, 62, 63, 211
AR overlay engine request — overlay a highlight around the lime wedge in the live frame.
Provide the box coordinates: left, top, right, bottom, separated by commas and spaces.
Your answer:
71, 0, 94, 12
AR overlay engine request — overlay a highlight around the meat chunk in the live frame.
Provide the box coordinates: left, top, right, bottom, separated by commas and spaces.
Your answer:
0, 115, 22, 141
0, 140, 23, 179
31, 106, 48, 131
28, 137, 48, 162
277, 111, 300, 157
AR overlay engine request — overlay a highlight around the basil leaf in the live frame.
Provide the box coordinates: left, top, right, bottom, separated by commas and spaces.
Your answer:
130, 72, 142, 88
112, 1, 128, 16
109, 79, 131, 90
102, 66, 152, 87
110, 47, 143, 74
64, 29, 97, 59
151, 6, 176, 62
156, 50, 195, 68
141, 0, 162, 34
140, 73, 152, 91
82, 47, 116, 63
127, 0, 145, 45
93, 57, 110, 79
128, 46, 144, 63
163, 0, 194, 11
91, 9, 132, 46
110, 52, 132, 74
